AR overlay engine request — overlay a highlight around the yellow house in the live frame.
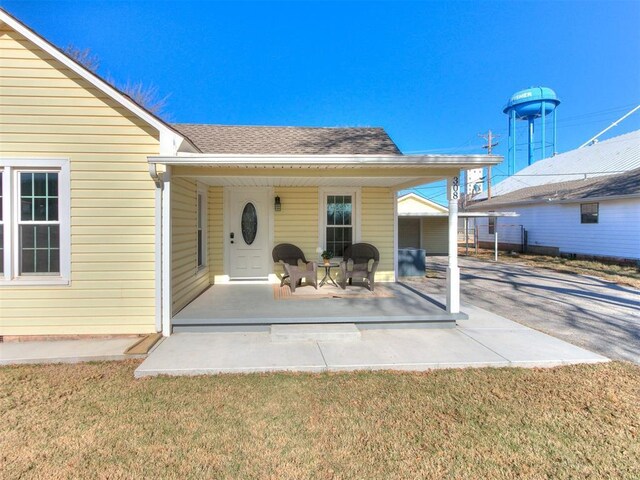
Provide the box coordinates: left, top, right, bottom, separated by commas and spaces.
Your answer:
398, 192, 450, 255
0, 9, 501, 337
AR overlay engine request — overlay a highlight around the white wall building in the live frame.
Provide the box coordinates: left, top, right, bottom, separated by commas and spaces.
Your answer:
469, 165, 640, 261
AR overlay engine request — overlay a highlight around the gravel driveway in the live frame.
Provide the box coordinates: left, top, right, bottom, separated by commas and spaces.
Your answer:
406, 257, 640, 363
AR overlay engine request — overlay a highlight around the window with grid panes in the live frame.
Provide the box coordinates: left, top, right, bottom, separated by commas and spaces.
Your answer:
0, 171, 3, 274
197, 192, 204, 268
326, 195, 353, 257
18, 172, 60, 274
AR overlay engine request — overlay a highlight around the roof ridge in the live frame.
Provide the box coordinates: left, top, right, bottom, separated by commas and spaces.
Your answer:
584, 128, 640, 145
171, 123, 386, 130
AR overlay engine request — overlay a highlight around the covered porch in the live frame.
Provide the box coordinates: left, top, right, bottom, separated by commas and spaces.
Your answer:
149, 141, 501, 335
172, 282, 466, 332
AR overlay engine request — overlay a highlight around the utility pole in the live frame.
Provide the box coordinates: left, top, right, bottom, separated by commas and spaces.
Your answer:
479, 130, 499, 199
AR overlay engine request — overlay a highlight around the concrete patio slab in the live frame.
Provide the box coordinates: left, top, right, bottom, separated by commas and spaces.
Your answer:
456, 303, 531, 329
135, 302, 609, 377
0, 337, 142, 365
318, 328, 508, 371
134, 332, 326, 377
460, 328, 609, 367
271, 323, 361, 342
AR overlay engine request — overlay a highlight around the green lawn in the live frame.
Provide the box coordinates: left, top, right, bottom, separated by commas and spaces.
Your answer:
1, 361, 639, 479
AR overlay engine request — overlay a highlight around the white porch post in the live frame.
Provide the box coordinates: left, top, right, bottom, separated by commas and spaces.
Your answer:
161, 166, 172, 336
393, 191, 399, 281
446, 174, 460, 314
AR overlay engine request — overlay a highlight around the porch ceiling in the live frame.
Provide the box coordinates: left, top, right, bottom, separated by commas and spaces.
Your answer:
169, 165, 473, 189
191, 175, 441, 188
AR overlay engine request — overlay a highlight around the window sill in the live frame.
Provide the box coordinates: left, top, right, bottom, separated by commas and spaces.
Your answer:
0, 277, 70, 286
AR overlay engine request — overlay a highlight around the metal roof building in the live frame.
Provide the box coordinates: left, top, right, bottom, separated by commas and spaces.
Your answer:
480, 129, 640, 199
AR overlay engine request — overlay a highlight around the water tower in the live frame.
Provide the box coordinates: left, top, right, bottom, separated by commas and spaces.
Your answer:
503, 87, 560, 175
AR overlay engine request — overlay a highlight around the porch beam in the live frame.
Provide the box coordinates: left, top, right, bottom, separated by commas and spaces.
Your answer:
169, 166, 477, 179
149, 154, 503, 167
446, 174, 461, 314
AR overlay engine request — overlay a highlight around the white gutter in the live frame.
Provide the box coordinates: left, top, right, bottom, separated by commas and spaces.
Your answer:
148, 154, 503, 168
467, 193, 640, 209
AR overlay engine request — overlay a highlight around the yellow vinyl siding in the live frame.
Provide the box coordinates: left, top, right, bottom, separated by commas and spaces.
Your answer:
274, 187, 319, 261
0, 25, 158, 335
361, 187, 395, 281
421, 217, 448, 255
208, 186, 224, 280
272, 186, 319, 279
171, 178, 210, 314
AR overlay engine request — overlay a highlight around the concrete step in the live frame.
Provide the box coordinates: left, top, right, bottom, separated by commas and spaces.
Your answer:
270, 323, 361, 343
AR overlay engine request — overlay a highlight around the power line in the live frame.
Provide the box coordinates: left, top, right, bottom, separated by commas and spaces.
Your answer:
479, 130, 499, 199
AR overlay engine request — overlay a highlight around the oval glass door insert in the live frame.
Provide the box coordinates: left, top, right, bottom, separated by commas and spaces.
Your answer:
241, 202, 258, 245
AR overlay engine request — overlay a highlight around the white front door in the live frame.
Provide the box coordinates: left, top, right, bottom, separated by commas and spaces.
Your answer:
228, 188, 270, 279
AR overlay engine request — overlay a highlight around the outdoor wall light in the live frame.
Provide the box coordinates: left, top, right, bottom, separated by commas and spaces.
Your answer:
274, 196, 281, 211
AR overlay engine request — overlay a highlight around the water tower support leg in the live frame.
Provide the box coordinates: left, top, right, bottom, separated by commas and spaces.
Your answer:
553, 108, 558, 155
511, 110, 516, 175
528, 118, 535, 165
509, 110, 517, 175
541, 101, 546, 159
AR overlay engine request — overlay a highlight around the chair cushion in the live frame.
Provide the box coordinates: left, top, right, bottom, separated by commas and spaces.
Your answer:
367, 258, 375, 272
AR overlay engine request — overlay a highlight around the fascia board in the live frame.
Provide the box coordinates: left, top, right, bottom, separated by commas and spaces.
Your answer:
148, 154, 503, 168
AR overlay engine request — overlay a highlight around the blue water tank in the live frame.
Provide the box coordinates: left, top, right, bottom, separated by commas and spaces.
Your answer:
503, 87, 560, 119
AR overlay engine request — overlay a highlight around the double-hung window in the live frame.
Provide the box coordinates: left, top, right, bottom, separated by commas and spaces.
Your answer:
580, 203, 598, 224
488, 216, 496, 235
324, 193, 356, 258
0, 159, 70, 284
19, 172, 60, 274
196, 184, 207, 270
0, 171, 4, 275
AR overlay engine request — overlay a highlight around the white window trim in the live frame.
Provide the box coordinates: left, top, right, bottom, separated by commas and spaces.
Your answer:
196, 182, 208, 273
0, 158, 70, 286
318, 187, 361, 261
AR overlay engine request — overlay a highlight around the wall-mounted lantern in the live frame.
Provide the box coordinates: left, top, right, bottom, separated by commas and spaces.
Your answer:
274, 196, 281, 211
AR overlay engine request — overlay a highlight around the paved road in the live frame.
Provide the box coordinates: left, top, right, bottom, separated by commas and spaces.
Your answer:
407, 257, 640, 364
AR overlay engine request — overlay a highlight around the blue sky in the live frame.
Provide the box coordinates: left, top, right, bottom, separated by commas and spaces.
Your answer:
3, 0, 640, 204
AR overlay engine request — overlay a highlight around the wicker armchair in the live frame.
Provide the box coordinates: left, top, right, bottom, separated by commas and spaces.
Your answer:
339, 243, 380, 292
272, 243, 318, 293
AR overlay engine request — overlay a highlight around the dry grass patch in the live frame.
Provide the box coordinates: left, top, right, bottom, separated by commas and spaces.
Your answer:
463, 248, 640, 289
1, 361, 639, 479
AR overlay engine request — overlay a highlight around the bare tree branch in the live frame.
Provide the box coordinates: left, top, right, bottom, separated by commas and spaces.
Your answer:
63, 44, 99, 72
62, 44, 170, 118
120, 80, 170, 117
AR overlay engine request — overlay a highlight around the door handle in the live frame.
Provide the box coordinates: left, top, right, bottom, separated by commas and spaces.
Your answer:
230, 232, 234, 244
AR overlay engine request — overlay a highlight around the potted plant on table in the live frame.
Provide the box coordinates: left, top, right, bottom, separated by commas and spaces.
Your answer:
321, 250, 333, 266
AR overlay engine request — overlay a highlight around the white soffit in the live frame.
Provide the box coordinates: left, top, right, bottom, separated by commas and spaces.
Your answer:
194, 176, 428, 187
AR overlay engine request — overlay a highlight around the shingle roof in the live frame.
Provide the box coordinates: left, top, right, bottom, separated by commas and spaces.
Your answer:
468, 167, 640, 209
171, 124, 402, 155
479, 129, 640, 199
